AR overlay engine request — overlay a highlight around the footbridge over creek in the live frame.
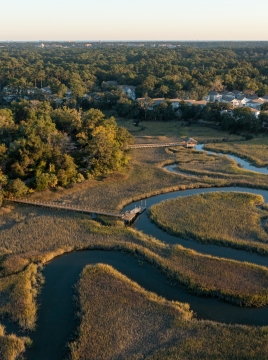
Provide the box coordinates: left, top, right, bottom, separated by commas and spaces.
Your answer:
5, 198, 146, 224
127, 139, 197, 149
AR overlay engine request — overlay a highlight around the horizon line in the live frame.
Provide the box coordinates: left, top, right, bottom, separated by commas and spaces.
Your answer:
1, 40, 268, 42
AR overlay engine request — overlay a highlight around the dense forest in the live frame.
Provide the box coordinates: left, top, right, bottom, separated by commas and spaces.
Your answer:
1, 44, 268, 201
1, 45, 268, 100
0, 102, 133, 203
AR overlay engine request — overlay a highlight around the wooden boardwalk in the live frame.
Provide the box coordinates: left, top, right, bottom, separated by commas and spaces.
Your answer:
6, 198, 146, 223
128, 142, 196, 149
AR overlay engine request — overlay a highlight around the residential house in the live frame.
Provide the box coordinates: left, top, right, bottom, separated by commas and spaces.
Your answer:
118, 85, 136, 100
232, 90, 243, 98
40, 86, 52, 95
246, 98, 264, 110
237, 94, 250, 106
169, 99, 181, 110
221, 95, 239, 106
208, 90, 222, 102
250, 108, 260, 118
220, 91, 235, 99
152, 98, 165, 106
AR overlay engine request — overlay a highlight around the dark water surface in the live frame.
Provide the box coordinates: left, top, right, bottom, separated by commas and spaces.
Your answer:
196, 144, 268, 174
25, 250, 268, 360
124, 187, 268, 267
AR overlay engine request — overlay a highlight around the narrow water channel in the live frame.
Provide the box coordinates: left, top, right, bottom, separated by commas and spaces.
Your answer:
8, 146, 268, 359
25, 250, 268, 360
196, 144, 268, 174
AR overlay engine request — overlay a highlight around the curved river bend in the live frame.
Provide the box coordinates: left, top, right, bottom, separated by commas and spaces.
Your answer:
8, 145, 268, 359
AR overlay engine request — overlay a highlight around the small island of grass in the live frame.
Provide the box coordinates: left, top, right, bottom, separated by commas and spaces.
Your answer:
149, 192, 268, 254
68, 264, 268, 360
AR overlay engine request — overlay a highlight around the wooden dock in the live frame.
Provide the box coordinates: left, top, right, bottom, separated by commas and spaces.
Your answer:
5, 198, 146, 223
121, 206, 146, 223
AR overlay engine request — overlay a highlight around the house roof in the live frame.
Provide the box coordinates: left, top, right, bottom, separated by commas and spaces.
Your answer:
105, 81, 118, 86
209, 90, 219, 95
193, 100, 207, 105
246, 94, 258, 100
118, 85, 136, 91
222, 95, 233, 102
169, 99, 181, 102
183, 137, 198, 144
262, 95, 268, 100
237, 94, 248, 100
251, 98, 264, 103
250, 108, 260, 113
232, 90, 242, 94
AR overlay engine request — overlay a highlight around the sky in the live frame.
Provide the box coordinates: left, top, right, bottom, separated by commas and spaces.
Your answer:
1, 0, 268, 41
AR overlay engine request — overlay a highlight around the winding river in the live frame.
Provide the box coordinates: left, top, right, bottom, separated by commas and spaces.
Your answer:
6, 145, 268, 359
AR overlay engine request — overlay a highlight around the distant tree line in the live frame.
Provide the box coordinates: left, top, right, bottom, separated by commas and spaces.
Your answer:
1, 46, 268, 103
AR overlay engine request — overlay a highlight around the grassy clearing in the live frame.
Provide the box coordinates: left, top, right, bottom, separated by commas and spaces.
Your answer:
68, 264, 268, 360
0, 324, 29, 360
149, 192, 268, 255
116, 119, 243, 142
204, 136, 268, 167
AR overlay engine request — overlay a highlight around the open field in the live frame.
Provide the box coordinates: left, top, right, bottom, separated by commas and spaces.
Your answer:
149, 192, 268, 255
116, 119, 243, 142
204, 136, 268, 167
68, 264, 268, 360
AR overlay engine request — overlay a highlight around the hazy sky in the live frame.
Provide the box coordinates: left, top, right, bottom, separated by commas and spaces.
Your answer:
1, 0, 268, 41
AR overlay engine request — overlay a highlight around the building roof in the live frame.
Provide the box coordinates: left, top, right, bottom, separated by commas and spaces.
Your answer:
105, 81, 118, 86
209, 90, 219, 95
232, 90, 242, 94
251, 98, 264, 103
237, 94, 248, 100
183, 137, 198, 144
250, 108, 260, 113
193, 100, 207, 105
222, 95, 233, 102
169, 98, 181, 102
118, 85, 136, 90
246, 94, 258, 100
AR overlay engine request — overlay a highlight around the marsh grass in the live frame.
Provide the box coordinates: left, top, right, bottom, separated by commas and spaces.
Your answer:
1, 207, 268, 308
1, 131, 268, 333
68, 264, 268, 360
175, 149, 261, 177
0, 324, 28, 360
149, 192, 268, 255
204, 137, 268, 167
0, 263, 41, 330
